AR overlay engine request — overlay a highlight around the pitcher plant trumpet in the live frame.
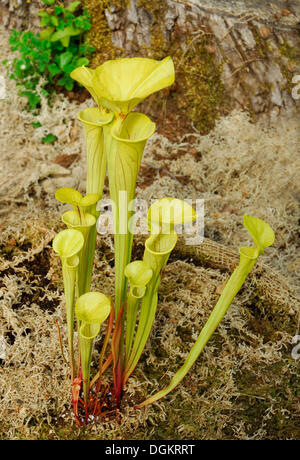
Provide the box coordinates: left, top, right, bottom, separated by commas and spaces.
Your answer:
53, 228, 84, 380
76, 292, 111, 403
55, 188, 99, 295
52, 56, 276, 422
71, 56, 175, 115
104, 112, 156, 314
137, 215, 275, 408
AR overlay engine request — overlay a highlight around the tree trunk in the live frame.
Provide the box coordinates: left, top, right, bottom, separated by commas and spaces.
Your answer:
1, 0, 40, 30
1, 0, 300, 132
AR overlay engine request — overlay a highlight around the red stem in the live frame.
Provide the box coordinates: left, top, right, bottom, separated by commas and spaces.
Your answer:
111, 305, 125, 407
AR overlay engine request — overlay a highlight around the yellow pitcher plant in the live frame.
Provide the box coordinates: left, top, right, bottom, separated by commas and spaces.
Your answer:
137, 215, 275, 408
123, 198, 197, 387
76, 292, 111, 403
52, 56, 276, 422
72, 56, 174, 316
53, 228, 84, 380
55, 188, 99, 296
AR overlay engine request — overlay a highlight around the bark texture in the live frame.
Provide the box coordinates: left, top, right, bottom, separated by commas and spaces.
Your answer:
1, 0, 300, 125
102, 0, 300, 119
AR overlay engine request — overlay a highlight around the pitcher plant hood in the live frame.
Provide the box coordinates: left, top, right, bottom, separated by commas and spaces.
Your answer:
52, 228, 84, 259
76, 292, 111, 325
70, 66, 99, 105
71, 56, 175, 114
242, 214, 275, 257
77, 106, 114, 127
55, 188, 100, 210
148, 197, 197, 233
124, 261, 153, 287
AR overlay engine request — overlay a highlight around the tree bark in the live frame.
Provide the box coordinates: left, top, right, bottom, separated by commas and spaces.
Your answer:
102, 0, 300, 119
0, 0, 40, 30
1, 0, 300, 128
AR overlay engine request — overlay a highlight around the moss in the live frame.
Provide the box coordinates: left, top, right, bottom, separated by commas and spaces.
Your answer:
83, 0, 123, 67
251, 27, 270, 59
153, 35, 227, 134
230, 358, 300, 440
279, 40, 300, 62
137, 2, 228, 133
275, 40, 300, 92
172, 38, 228, 133
252, 31, 300, 91
83, 0, 228, 134
137, 0, 165, 16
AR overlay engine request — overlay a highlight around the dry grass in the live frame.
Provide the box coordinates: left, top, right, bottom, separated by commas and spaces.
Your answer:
0, 26, 299, 440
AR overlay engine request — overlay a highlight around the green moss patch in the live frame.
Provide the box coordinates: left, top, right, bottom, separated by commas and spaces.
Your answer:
83, 1, 228, 134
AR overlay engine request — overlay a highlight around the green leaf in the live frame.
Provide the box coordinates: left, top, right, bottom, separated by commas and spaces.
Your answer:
50, 26, 81, 43
54, 6, 64, 15
32, 122, 42, 128
67, 1, 82, 13
37, 11, 49, 17
21, 91, 41, 110
64, 79, 74, 91
48, 63, 61, 77
42, 133, 57, 144
40, 15, 51, 27
41, 0, 55, 5
14, 59, 28, 76
58, 51, 73, 70
50, 16, 59, 27
39, 26, 55, 40
61, 36, 70, 47
76, 57, 89, 67
57, 76, 67, 86
38, 62, 47, 73
41, 88, 50, 97
24, 79, 38, 90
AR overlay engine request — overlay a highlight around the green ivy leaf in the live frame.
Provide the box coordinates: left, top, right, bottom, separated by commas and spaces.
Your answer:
50, 26, 82, 43
64, 78, 74, 91
39, 26, 55, 40
54, 6, 64, 15
59, 51, 73, 70
48, 63, 61, 77
61, 36, 71, 48
57, 76, 67, 86
67, 1, 82, 13
50, 16, 59, 27
76, 57, 89, 67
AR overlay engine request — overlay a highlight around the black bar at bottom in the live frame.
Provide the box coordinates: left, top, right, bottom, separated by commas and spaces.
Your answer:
99, 440, 200, 456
